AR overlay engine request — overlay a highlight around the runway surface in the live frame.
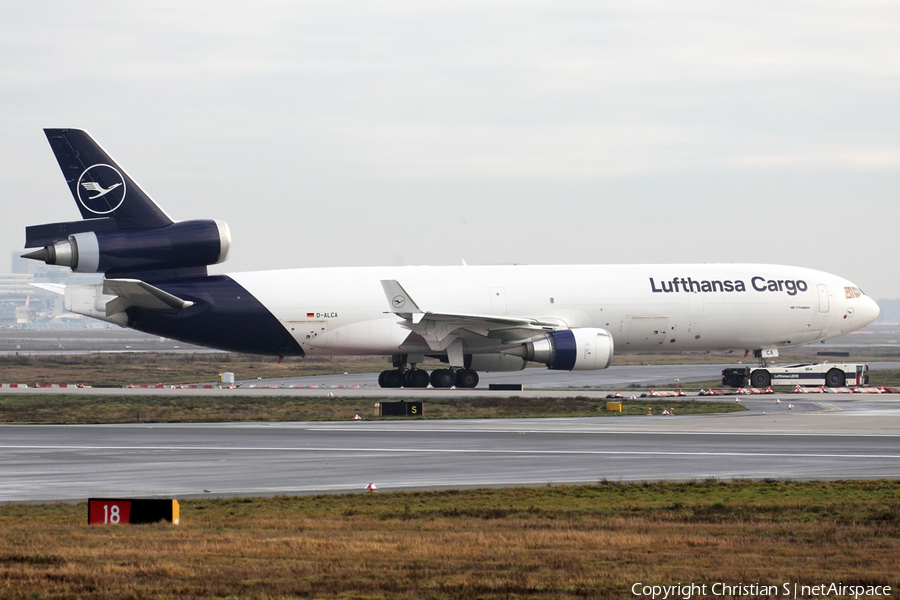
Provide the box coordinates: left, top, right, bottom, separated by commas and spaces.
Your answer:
1, 395, 898, 503
6, 361, 899, 398
226, 361, 900, 391
238, 363, 740, 390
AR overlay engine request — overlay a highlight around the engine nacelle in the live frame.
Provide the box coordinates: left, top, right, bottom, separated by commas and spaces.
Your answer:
510, 328, 614, 370
466, 353, 527, 372
24, 220, 231, 274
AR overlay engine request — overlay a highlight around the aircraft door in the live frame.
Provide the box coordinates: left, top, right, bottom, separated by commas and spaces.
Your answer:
817, 284, 830, 313
490, 287, 507, 315
625, 316, 668, 348
284, 320, 328, 350
688, 290, 705, 337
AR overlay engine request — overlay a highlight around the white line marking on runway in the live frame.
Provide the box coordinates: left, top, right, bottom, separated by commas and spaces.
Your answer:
2, 445, 899, 459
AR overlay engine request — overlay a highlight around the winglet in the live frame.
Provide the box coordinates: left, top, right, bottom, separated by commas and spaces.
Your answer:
380, 280, 423, 322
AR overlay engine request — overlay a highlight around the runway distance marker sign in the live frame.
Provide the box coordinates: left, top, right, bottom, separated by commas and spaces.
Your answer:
88, 498, 179, 525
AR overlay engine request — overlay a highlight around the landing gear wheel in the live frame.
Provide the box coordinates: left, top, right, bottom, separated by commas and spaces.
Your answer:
455, 368, 479, 388
825, 368, 845, 388
430, 369, 457, 388
384, 370, 406, 388
378, 370, 389, 388
405, 369, 430, 388
750, 369, 771, 388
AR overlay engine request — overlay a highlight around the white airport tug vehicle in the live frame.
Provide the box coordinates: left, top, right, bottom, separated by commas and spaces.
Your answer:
722, 362, 869, 388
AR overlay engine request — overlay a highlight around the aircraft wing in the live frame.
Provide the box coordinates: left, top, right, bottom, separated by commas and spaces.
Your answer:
103, 279, 194, 317
381, 279, 563, 351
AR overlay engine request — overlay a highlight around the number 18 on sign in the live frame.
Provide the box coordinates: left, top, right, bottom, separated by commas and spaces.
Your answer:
88, 500, 131, 525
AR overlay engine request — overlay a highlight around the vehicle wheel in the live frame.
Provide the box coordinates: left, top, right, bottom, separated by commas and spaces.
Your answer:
430, 369, 456, 388
378, 370, 389, 388
825, 368, 845, 388
750, 369, 771, 388
455, 369, 479, 388
405, 369, 430, 388
384, 369, 406, 388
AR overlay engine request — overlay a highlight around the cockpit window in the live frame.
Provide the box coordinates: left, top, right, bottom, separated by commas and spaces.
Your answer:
845, 287, 862, 299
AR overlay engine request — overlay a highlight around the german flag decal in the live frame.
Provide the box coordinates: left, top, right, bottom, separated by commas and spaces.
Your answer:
307, 313, 314, 318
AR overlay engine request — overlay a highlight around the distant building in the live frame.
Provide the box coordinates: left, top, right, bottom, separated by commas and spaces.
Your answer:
0, 273, 52, 324
873, 298, 900, 325
2, 252, 101, 325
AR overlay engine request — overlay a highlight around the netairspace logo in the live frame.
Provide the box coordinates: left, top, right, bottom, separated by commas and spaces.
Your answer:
631, 582, 892, 599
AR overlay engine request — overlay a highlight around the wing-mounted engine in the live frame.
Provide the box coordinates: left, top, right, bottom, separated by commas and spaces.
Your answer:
22, 219, 231, 277
505, 328, 614, 370
380, 279, 614, 371
466, 353, 528, 372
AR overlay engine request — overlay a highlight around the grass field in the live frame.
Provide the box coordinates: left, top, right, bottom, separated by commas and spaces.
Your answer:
0, 353, 386, 387
0, 353, 895, 598
0, 395, 745, 424
1, 481, 897, 599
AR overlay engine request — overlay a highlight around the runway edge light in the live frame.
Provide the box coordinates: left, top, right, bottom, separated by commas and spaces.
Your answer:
87, 498, 179, 525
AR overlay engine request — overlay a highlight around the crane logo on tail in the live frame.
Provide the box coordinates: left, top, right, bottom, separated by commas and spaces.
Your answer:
81, 181, 121, 199
76, 164, 126, 214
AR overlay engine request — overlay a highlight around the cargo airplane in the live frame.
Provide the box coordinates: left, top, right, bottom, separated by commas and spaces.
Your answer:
23, 129, 880, 388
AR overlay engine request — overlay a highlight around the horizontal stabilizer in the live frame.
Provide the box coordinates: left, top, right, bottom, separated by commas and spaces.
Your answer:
103, 278, 194, 316
31, 283, 66, 295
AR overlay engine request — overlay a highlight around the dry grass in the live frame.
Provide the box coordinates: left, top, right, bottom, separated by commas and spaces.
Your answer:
0, 353, 390, 387
0, 395, 744, 424
1, 481, 897, 599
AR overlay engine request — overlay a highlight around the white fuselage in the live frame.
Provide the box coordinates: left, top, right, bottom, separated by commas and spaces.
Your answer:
229, 263, 879, 358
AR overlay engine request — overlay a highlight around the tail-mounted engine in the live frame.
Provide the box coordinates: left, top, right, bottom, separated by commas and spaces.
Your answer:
22, 219, 231, 275
507, 328, 614, 370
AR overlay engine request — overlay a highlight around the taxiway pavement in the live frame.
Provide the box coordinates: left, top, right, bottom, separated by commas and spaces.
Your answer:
4, 361, 899, 399
1, 395, 898, 503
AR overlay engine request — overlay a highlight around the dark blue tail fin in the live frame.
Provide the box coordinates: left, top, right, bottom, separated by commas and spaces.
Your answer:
25, 128, 231, 281
43, 128, 172, 230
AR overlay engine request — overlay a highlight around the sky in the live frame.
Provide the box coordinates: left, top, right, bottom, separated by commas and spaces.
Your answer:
2, 1, 899, 298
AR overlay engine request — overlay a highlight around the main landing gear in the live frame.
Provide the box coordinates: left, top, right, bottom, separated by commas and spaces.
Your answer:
378, 362, 479, 389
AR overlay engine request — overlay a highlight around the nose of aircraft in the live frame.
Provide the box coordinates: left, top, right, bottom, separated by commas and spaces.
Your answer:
859, 295, 881, 326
